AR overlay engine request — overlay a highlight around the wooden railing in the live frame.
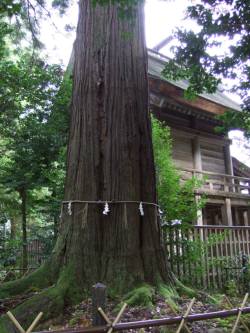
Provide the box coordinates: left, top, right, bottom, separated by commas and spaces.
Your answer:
178, 168, 250, 196
164, 225, 250, 290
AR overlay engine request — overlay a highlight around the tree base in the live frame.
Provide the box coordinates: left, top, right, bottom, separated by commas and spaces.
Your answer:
0, 264, 82, 333
0, 263, 180, 332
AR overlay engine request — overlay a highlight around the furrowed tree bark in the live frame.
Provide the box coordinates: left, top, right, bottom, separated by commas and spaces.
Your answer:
52, 0, 174, 290
0, 4, 175, 331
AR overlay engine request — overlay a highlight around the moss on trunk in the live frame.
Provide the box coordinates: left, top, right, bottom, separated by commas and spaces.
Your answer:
0, 265, 82, 333
0, 263, 56, 299
0, 0, 176, 327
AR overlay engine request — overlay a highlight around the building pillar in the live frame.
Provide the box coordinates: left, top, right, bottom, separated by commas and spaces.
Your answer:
221, 204, 227, 225
193, 136, 204, 226
193, 136, 202, 171
243, 210, 249, 226
225, 198, 233, 226
223, 142, 234, 226
215, 214, 220, 225
235, 208, 240, 226
224, 142, 235, 193
195, 195, 203, 226
224, 142, 234, 176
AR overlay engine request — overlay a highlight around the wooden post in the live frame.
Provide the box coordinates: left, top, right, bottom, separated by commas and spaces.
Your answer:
192, 137, 204, 226
243, 210, 249, 226
224, 143, 234, 192
92, 283, 107, 326
195, 195, 203, 227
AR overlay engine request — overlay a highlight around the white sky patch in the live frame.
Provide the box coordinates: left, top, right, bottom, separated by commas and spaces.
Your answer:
229, 131, 250, 166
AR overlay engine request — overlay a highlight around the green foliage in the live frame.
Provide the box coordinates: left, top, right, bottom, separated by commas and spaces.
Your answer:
224, 279, 238, 298
167, 228, 229, 288
152, 116, 205, 224
162, 30, 220, 99
0, 0, 72, 265
0, 0, 21, 16
165, 0, 250, 136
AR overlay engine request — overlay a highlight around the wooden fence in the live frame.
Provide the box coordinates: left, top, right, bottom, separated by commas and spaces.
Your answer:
164, 225, 250, 290
26, 239, 47, 266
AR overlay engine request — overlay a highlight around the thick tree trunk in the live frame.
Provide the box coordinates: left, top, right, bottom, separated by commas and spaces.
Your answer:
53, 0, 173, 290
0, 3, 175, 331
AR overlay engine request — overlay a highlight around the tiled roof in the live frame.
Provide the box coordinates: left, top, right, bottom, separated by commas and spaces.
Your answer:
148, 49, 241, 112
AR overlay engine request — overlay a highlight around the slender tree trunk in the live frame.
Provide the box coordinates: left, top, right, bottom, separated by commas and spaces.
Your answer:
52, 0, 173, 290
19, 188, 28, 272
53, 214, 58, 240
10, 217, 17, 240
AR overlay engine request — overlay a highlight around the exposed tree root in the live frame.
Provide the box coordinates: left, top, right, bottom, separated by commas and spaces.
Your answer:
175, 279, 197, 298
123, 283, 155, 307
158, 283, 180, 311
0, 262, 55, 299
0, 265, 82, 333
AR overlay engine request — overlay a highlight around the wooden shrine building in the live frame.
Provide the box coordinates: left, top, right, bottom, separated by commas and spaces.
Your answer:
148, 49, 250, 227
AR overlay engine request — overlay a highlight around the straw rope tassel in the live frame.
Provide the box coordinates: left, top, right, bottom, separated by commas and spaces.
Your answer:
176, 298, 195, 333
231, 293, 249, 333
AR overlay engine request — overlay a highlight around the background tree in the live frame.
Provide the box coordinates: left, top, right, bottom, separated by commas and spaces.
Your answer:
163, 0, 250, 136
0, 13, 69, 270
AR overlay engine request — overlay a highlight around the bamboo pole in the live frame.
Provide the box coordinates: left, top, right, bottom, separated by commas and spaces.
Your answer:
168, 303, 192, 333
26, 312, 43, 333
107, 303, 127, 333
98, 308, 111, 325
176, 298, 195, 333
7, 311, 43, 333
231, 293, 249, 333
223, 295, 250, 333
32, 306, 250, 333
7, 311, 25, 333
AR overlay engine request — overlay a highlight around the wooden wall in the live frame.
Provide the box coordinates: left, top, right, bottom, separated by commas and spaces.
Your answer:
200, 142, 226, 174
172, 135, 194, 169
152, 105, 227, 175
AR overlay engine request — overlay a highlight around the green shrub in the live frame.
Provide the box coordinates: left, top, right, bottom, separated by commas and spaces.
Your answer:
152, 116, 205, 225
